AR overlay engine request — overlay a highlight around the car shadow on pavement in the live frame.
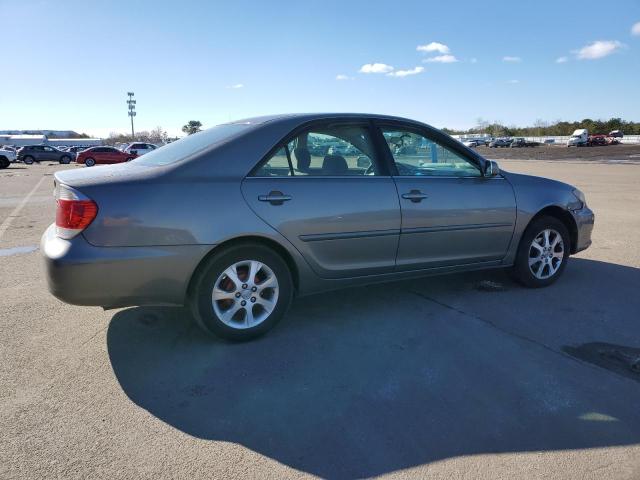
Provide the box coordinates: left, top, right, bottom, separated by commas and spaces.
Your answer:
107, 258, 640, 478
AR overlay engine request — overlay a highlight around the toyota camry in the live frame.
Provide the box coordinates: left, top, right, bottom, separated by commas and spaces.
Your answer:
42, 113, 594, 340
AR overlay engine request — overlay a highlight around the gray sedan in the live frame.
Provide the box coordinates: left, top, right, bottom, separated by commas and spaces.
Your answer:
42, 113, 594, 340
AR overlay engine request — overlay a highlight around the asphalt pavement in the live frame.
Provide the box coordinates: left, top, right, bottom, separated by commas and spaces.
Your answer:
1, 159, 639, 479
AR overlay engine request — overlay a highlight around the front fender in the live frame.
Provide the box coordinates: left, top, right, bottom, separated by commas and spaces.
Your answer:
501, 171, 579, 265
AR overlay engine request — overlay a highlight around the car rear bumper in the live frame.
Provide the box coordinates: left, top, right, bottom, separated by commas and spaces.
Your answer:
41, 224, 211, 308
571, 206, 595, 253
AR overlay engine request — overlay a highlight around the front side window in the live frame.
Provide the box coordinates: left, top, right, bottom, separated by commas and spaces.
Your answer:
253, 123, 380, 177
382, 128, 481, 177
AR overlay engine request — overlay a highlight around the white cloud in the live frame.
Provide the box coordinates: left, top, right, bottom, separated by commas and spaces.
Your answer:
417, 42, 450, 54
335, 74, 353, 80
556, 56, 568, 63
359, 63, 394, 74
423, 54, 458, 63
227, 83, 244, 89
387, 66, 424, 77
507, 79, 520, 84
632, 22, 640, 36
503, 56, 522, 62
574, 40, 624, 59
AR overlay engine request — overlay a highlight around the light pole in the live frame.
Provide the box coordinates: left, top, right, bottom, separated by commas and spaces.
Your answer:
127, 92, 136, 140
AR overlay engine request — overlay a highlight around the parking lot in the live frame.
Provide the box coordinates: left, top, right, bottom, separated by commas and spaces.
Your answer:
1, 156, 639, 479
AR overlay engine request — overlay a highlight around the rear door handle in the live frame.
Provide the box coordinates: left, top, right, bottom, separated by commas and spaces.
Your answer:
401, 190, 428, 203
258, 191, 292, 205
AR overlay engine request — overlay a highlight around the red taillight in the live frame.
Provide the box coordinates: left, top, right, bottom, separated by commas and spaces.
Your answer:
55, 184, 98, 239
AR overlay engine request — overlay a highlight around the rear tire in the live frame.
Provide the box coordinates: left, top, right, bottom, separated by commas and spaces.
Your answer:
85, 158, 96, 167
511, 216, 570, 288
190, 243, 293, 341
23, 156, 34, 165
60, 155, 71, 164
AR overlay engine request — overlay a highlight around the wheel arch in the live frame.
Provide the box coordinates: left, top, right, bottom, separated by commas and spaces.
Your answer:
185, 235, 300, 301
527, 205, 578, 253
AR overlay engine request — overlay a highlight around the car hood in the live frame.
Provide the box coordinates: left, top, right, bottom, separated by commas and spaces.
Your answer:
501, 170, 581, 209
501, 170, 573, 190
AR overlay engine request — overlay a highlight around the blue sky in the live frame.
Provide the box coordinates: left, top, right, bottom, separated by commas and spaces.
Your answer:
1, 0, 639, 137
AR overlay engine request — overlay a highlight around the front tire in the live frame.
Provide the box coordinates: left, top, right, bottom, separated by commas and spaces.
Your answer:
84, 158, 96, 167
511, 216, 570, 288
60, 155, 71, 164
190, 243, 293, 341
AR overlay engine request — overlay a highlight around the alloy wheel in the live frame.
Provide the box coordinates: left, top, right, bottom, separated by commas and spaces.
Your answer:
212, 260, 279, 329
528, 228, 564, 279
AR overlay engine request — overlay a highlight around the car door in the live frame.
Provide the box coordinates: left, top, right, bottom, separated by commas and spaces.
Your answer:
377, 123, 516, 270
89, 147, 102, 163
103, 147, 117, 163
97, 147, 111, 163
241, 121, 401, 279
42, 146, 53, 161
43, 146, 57, 161
33, 146, 45, 161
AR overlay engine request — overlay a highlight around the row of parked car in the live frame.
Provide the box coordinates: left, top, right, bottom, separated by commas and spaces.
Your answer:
461, 137, 543, 148
461, 129, 625, 149
0, 142, 158, 168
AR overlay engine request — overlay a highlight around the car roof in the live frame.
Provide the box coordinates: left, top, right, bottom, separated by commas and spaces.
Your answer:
227, 112, 431, 127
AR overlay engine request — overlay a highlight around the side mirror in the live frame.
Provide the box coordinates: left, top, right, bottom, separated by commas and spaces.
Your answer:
484, 160, 500, 177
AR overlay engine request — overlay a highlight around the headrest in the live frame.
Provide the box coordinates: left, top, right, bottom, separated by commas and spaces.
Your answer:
322, 155, 348, 175
293, 147, 310, 172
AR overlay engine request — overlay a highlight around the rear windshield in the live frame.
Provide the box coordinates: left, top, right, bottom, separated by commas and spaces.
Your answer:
133, 123, 251, 166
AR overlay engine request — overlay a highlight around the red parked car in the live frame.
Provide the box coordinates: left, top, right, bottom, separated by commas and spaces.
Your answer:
76, 146, 137, 167
588, 135, 608, 146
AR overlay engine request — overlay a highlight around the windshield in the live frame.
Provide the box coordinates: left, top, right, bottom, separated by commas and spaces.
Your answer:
133, 123, 251, 166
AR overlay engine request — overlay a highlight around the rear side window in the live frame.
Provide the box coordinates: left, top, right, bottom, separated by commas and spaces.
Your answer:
253, 123, 381, 177
254, 143, 294, 177
133, 124, 250, 166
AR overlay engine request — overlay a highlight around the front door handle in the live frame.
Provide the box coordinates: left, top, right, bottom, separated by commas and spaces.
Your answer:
258, 191, 292, 205
401, 190, 428, 203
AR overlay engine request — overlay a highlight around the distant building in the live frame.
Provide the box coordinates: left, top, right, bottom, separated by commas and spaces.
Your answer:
0, 129, 82, 138
0, 133, 102, 147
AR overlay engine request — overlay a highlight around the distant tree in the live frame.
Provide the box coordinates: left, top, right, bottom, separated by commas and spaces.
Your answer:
182, 120, 202, 135
100, 127, 173, 146
475, 117, 489, 133
443, 117, 640, 136
533, 119, 548, 137
148, 126, 168, 144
